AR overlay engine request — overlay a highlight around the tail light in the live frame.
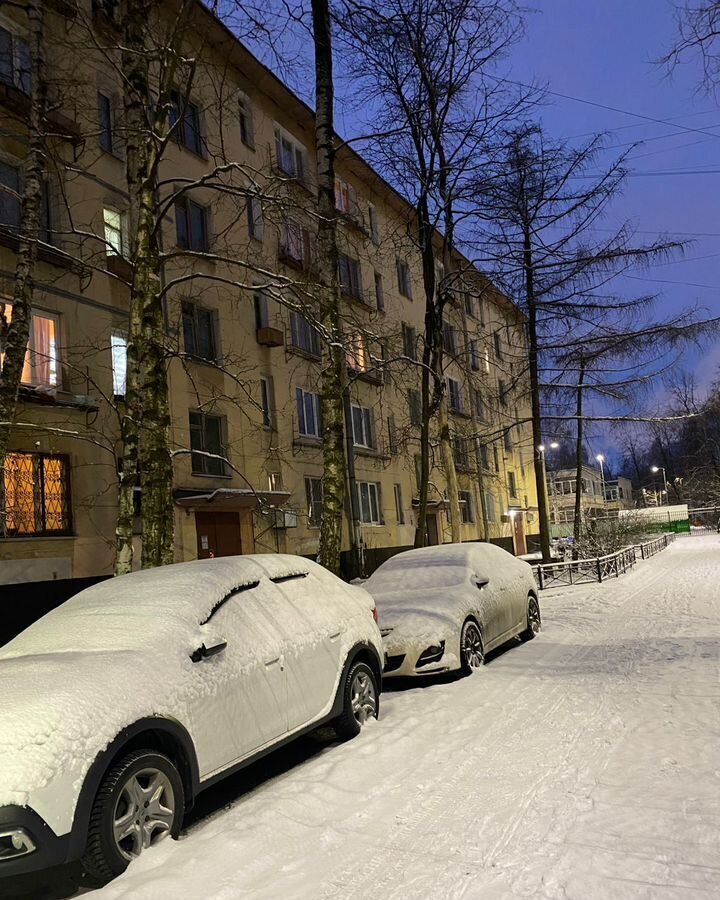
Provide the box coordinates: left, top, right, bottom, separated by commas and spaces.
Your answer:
371, 606, 379, 624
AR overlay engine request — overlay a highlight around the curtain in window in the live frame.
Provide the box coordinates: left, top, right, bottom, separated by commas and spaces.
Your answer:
31, 314, 57, 386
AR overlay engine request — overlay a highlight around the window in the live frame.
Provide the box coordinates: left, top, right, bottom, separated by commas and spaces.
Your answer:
170, 92, 203, 155
175, 198, 208, 252
498, 378, 508, 407
453, 437, 470, 470
374, 271, 385, 311
483, 346, 490, 373
388, 415, 398, 455
357, 481, 382, 524
334, 177, 357, 217
98, 92, 114, 153
0, 306, 59, 387
268, 472, 283, 492
280, 219, 313, 268
470, 339, 480, 372
238, 94, 255, 148
442, 322, 457, 355
494, 331, 504, 360
346, 331, 371, 373
448, 378, 464, 413
260, 376, 274, 429
394, 483, 404, 524
103, 208, 126, 257
274, 126, 306, 181
305, 476, 323, 527
247, 196, 263, 241
0, 24, 30, 94
508, 470, 518, 498
351, 404, 375, 449
110, 332, 127, 396
504, 428, 513, 453
493, 445, 500, 472
401, 322, 417, 360
368, 205, 380, 244
182, 300, 216, 361
397, 259, 412, 299
459, 490, 474, 524
1, 453, 71, 536
0, 161, 49, 241
0, 160, 21, 230
408, 389, 422, 426
296, 387, 321, 438
189, 412, 227, 476
479, 443, 489, 469
473, 389, 486, 422
338, 252, 363, 300
464, 292, 475, 317
254, 288, 269, 330
289, 311, 322, 357
484, 491, 496, 522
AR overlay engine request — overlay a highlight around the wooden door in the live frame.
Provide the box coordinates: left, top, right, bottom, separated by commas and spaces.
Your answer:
195, 511, 242, 559
512, 514, 527, 556
426, 513, 439, 546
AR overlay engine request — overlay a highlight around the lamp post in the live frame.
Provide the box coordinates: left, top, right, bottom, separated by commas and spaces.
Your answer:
596, 454, 606, 513
538, 441, 560, 535
651, 465, 667, 506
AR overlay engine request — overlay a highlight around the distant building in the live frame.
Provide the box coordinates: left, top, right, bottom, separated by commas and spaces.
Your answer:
604, 477, 635, 511
546, 465, 606, 524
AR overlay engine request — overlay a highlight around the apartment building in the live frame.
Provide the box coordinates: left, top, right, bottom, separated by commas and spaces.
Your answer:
0, 0, 539, 590
547, 465, 607, 525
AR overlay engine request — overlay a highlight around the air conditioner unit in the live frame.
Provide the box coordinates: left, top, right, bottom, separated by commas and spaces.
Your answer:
272, 509, 298, 529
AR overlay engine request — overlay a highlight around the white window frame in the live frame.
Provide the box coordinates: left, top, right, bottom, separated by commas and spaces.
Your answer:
260, 375, 274, 430
247, 195, 263, 241
274, 124, 307, 181
305, 475, 323, 527
351, 404, 375, 449
103, 207, 126, 257
238, 93, 255, 148
110, 331, 127, 396
357, 481, 382, 525
296, 387, 322, 438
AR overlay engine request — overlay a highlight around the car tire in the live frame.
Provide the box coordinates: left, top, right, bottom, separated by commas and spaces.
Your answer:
81, 749, 185, 885
460, 619, 484, 673
333, 659, 379, 741
521, 595, 542, 641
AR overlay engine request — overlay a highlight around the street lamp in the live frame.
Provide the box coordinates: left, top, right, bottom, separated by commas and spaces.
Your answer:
538, 442, 561, 532
651, 465, 667, 506
596, 454, 606, 512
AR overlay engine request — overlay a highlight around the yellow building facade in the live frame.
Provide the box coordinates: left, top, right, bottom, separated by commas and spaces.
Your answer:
0, 1, 539, 588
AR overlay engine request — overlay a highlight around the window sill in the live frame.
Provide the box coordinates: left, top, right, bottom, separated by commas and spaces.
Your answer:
287, 345, 322, 363
0, 533, 74, 541
190, 471, 233, 479
294, 436, 323, 450
0, 228, 86, 274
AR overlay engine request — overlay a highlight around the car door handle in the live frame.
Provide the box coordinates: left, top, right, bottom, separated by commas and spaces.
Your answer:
190, 640, 227, 663
329, 631, 342, 640
265, 656, 281, 667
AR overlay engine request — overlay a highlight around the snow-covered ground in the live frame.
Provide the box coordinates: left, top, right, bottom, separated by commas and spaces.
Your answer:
60, 537, 720, 897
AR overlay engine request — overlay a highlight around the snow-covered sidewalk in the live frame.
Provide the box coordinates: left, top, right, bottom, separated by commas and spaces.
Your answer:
97, 535, 720, 900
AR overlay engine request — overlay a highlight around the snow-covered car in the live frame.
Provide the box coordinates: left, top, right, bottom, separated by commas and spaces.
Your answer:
366, 542, 540, 677
0, 555, 383, 884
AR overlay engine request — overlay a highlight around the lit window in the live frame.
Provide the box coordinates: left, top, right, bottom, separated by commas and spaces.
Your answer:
103, 208, 125, 256
1, 452, 70, 536
111, 332, 127, 396
1, 305, 59, 387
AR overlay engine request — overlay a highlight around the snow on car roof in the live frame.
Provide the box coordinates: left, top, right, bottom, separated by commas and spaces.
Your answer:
0, 555, 318, 658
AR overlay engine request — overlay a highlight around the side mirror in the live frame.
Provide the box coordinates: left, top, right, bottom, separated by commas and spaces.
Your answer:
473, 576, 489, 589
190, 639, 227, 663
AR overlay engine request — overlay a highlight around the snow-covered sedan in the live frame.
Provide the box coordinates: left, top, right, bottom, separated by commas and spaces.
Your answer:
0, 556, 383, 884
366, 542, 540, 677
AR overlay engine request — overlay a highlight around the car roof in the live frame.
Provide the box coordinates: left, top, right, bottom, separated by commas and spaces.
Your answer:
374, 542, 512, 572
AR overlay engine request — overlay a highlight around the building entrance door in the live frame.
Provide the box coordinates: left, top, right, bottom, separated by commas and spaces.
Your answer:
512, 513, 527, 556
195, 511, 242, 559
426, 513, 440, 546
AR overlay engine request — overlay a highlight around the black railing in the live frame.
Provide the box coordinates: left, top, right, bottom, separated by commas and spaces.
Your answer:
533, 533, 676, 590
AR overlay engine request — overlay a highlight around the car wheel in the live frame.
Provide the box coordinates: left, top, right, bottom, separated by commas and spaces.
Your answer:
333, 660, 379, 741
82, 750, 184, 884
521, 595, 542, 640
460, 619, 484, 673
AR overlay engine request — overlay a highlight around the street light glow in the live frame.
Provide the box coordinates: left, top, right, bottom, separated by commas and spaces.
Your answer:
537, 444, 545, 452
550, 441, 559, 449
651, 465, 660, 473
596, 454, 604, 463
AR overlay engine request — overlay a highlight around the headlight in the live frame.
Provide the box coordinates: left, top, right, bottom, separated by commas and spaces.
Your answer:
416, 641, 446, 667
0, 828, 36, 860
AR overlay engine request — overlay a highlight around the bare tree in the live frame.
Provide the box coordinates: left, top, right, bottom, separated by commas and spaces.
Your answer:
661, 1, 720, 92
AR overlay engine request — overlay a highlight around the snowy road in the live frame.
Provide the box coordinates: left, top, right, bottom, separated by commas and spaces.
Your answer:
15, 536, 720, 899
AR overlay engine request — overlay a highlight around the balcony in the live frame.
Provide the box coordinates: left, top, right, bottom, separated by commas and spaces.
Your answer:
256, 326, 284, 348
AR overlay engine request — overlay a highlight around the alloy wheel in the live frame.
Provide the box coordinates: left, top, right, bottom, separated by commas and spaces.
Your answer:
350, 670, 377, 725
462, 621, 484, 669
112, 767, 176, 862
528, 598, 541, 635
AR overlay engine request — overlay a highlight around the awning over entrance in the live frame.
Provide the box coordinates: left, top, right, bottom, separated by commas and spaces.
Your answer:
174, 488, 291, 510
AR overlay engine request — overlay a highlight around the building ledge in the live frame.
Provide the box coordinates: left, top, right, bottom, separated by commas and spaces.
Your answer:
18, 385, 99, 411
0, 228, 87, 275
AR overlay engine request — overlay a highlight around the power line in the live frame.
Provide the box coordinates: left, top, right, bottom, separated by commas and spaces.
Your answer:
621, 273, 720, 289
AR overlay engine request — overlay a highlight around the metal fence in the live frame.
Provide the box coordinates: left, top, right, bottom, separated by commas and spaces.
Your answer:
687, 507, 720, 536
533, 532, 676, 590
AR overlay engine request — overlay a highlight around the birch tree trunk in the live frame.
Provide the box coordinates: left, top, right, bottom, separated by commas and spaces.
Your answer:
115, 0, 176, 572
311, 0, 348, 576
0, 0, 47, 519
